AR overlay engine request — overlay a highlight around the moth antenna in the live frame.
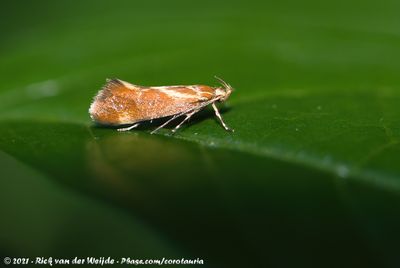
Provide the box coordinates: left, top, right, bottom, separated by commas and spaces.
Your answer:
214, 75, 233, 91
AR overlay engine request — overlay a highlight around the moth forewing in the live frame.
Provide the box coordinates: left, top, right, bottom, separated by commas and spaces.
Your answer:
89, 78, 233, 133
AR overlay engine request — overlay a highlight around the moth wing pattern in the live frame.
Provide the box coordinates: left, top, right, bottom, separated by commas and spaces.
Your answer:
137, 85, 216, 120
89, 79, 143, 125
89, 77, 233, 133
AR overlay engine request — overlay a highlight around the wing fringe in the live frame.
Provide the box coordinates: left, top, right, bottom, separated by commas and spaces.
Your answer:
103, 78, 140, 91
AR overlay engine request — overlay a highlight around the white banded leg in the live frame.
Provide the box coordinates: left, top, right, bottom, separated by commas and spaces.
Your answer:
151, 114, 179, 134
212, 102, 234, 132
172, 110, 198, 133
117, 123, 140, 132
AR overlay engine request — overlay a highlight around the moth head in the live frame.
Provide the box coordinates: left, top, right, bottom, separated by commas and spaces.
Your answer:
214, 76, 233, 102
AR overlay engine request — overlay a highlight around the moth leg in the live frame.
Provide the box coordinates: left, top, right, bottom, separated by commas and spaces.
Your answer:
117, 123, 140, 132
172, 110, 199, 133
212, 102, 234, 132
151, 114, 179, 134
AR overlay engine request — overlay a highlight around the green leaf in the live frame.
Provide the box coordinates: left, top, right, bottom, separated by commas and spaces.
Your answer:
1, 0, 400, 267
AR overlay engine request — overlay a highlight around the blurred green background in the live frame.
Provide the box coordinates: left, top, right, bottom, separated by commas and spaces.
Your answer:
1, 0, 400, 267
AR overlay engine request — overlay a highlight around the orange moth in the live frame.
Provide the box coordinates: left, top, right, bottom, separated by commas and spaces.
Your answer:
89, 77, 233, 134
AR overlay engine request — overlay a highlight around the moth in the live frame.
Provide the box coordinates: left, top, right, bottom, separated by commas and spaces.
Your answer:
89, 77, 233, 134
